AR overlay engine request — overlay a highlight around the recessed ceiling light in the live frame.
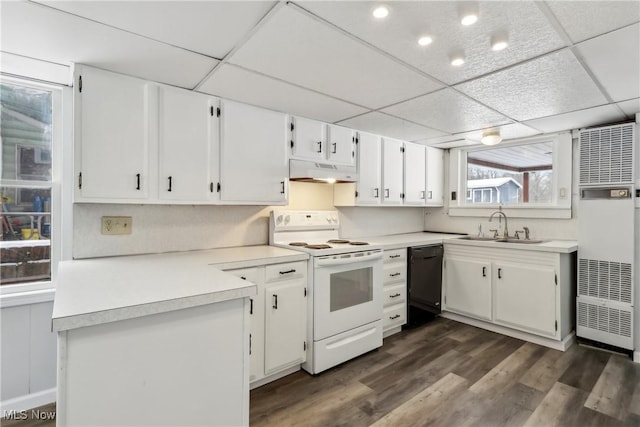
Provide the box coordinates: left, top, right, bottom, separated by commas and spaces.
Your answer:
450, 52, 465, 66
372, 6, 389, 19
491, 33, 509, 51
418, 35, 433, 46
461, 13, 478, 26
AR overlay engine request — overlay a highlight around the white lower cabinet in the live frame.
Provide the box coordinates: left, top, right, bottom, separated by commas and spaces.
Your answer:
444, 257, 492, 321
444, 243, 575, 343
493, 262, 557, 337
224, 260, 306, 387
382, 248, 407, 335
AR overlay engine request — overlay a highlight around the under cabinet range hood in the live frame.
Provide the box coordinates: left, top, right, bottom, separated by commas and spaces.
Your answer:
289, 159, 358, 183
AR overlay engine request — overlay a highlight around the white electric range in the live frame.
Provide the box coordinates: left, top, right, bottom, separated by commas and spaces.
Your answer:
269, 210, 383, 374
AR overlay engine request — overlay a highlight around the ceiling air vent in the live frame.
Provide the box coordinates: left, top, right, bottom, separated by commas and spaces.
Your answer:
579, 123, 635, 185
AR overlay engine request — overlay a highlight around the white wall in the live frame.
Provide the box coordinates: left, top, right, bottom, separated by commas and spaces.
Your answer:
424, 138, 580, 240
337, 207, 425, 238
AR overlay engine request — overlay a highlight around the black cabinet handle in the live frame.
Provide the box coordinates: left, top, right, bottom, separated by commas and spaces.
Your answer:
420, 191, 425, 199
249, 333, 252, 355
428, 191, 433, 199
167, 176, 172, 192
280, 181, 285, 194
390, 272, 401, 277
279, 269, 296, 275
482, 266, 486, 277
389, 254, 401, 259
273, 294, 278, 310
249, 298, 253, 315
390, 293, 401, 298
374, 188, 379, 198
332, 142, 337, 153
136, 173, 141, 190
390, 314, 400, 320
317, 141, 322, 153
498, 268, 503, 279
384, 188, 390, 198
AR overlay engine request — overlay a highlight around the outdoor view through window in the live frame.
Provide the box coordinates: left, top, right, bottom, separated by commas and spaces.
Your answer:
1, 82, 53, 286
466, 141, 553, 205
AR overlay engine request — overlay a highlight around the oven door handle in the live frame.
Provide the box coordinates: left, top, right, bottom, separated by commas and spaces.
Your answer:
315, 251, 383, 266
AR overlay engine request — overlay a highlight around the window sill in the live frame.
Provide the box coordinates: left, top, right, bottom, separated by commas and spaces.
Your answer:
0, 284, 55, 308
448, 206, 572, 219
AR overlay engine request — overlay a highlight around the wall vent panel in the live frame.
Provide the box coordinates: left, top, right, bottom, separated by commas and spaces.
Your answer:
577, 299, 633, 350
579, 123, 635, 185
578, 258, 633, 304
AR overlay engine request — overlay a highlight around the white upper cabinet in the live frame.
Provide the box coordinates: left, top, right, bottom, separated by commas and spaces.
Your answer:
75, 65, 153, 201
381, 137, 404, 205
425, 147, 444, 207
158, 87, 219, 202
220, 100, 288, 204
404, 142, 427, 205
290, 116, 325, 162
290, 118, 354, 166
355, 132, 382, 204
326, 124, 355, 165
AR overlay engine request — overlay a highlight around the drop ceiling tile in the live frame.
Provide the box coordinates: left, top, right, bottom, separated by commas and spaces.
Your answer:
616, 98, 640, 117
546, 1, 640, 43
228, 5, 442, 109
301, 1, 565, 85
33, 1, 276, 59
0, 2, 217, 88
198, 64, 368, 123
456, 50, 608, 121
382, 88, 512, 134
338, 112, 446, 142
523, 104, 626, 133
576, 24, 640, 102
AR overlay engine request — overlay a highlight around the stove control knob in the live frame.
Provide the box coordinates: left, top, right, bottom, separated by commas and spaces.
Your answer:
276, 215, 283, 224
331, 215, 338, 223
326, 216, 332, 223
284, 215, 290, 224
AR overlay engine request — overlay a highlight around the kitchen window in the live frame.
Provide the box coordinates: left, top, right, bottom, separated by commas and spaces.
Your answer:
0, 76, 67, 299
449, 133, 573, 218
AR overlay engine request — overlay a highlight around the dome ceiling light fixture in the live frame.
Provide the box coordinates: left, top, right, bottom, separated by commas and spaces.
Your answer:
450, 51, 466, 66
459, 2, 479, 26
491, 32, 509, 51
481, 129, 503, 145
418, 35, 433, 46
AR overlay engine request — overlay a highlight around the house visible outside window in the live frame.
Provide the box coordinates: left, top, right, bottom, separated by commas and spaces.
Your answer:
0, 78, 61, 292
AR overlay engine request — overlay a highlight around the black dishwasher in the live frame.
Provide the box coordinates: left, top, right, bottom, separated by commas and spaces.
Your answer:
406, 244, 444, 327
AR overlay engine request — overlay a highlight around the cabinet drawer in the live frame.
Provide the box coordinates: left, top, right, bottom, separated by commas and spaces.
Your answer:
265, 261, 306, 283
384, 249, 406, 264
383, 265, 406, 284
383, 303, 406, 329
383, 283, 406, 307
224, 267, 260, 284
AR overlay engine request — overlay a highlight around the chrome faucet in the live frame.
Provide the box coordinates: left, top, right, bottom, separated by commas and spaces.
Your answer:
489, 207, 508, 239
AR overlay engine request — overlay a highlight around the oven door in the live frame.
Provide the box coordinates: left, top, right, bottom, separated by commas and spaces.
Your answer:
313, 250, 383, 341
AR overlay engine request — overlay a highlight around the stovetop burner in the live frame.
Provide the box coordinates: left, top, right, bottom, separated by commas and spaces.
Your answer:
327, 239, 350, 244
305, 244, 332, 249
349, 241, 369, 246
289, 242, 308, 247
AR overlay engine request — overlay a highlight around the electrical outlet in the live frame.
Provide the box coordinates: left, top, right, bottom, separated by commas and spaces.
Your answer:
101, 216, 132, 235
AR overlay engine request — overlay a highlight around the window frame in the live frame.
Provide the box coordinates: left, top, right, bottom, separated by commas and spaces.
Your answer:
0, 75, 72, 305
448, 132, 573, 219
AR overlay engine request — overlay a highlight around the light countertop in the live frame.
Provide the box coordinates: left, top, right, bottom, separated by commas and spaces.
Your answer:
52, 245, 308, 332
362, 232, 466, 250
445, 237, 578, 253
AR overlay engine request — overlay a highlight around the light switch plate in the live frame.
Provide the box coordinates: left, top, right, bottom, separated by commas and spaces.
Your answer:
101, 216, 132, 235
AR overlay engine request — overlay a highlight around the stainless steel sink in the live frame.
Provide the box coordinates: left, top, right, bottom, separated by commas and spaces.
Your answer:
458, 236, 544, 244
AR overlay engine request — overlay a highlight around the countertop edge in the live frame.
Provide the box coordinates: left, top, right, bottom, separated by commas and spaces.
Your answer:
444, 238, 578, 253
52, 283, 256, 332
211, 253, 308, 270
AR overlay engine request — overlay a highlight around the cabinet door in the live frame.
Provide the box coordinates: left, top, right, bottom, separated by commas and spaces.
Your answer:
382, 138, 404, 205
224, 267, 264, 382
220, 100, 288, 204
76, 67, 151, 200
494, 262, 557, 337
355, 132, 382, 204
425, 147, 444, 206
264, 280, 306, 375
290, 116, 324, 162
404, 142, 426, 205
326, 124, 355, 165
444, 256, 492, 320
158, 87, 219, 202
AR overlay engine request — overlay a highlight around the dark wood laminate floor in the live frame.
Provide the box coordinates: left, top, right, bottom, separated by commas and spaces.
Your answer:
4, 318, 640, 427
251, 318, 640, 427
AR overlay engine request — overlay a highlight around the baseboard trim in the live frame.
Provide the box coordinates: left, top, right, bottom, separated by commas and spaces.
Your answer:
0, 388, 56, 414
383, 326, 402, 339
250, 365, 301, 390
441, 311, 574, 351
634, 351, 640, 363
